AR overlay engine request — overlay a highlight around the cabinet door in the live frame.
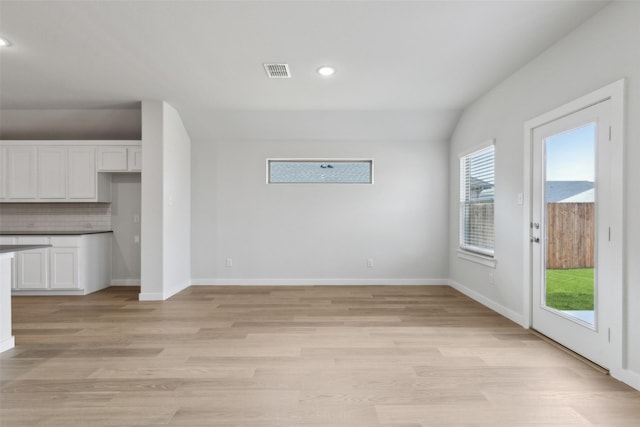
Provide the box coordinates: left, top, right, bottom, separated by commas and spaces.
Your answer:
0, 237, 17, 288
127, 147, 142, 171
68, 147, 96, 199
98, 147, 127, 171
38, 147, 67, 199
50, 248, 78, 289
0, 147, 6, 199
7, 147, 37, 199
17, 249, 48, 289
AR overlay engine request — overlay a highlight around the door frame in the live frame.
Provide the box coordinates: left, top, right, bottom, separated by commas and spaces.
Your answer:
522, 79, 625, 376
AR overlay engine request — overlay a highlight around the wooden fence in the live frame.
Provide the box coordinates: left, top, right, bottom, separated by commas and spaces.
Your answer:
546, 202, 594, 269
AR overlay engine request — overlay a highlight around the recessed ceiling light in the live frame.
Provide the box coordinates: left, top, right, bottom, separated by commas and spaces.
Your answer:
0, 36, 11, 47
317, 66, 335, 77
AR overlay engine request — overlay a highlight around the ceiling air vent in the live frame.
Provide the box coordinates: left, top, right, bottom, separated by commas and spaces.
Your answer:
263, 63, 291, 79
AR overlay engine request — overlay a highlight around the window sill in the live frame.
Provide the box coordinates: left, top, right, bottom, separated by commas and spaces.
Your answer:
457, 249, 496, 268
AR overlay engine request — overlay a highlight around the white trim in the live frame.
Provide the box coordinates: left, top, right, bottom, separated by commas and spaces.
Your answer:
458, 142, 496, 259
457, 138, 495, 158
449, 279, 527, 327
190, 278, 447, 286
164, 280, 190, 299
456, 249, 496, 268
110, 279, 140, 286
523, 78, 625, 375
139, 280, 190, 301
0, 336, 15, 353
522, 120, 533, 328
11, 289, 85, 296
611, 368, 640, 392
138, 292, 164, 301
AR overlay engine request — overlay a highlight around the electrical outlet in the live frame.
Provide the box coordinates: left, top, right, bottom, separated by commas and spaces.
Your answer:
367, 258, 374, 268
134, 214, 140, 223
225, 258, 233, 268
134, 235, 140, 243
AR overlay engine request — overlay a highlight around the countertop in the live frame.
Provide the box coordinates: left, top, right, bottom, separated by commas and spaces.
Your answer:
0, 244, 53, 254
0, 230, 113, 236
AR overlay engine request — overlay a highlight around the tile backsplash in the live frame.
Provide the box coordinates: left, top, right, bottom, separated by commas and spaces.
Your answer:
0, 203, 112, 232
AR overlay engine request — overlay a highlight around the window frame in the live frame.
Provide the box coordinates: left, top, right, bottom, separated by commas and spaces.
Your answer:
458, 140, 496, 267
266, 159, 374, 184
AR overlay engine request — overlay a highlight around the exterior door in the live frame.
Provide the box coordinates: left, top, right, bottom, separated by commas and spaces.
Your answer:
531, 99, 613, 368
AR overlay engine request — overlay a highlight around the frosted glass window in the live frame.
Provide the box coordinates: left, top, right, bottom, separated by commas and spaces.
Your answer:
268, 160, 373, 184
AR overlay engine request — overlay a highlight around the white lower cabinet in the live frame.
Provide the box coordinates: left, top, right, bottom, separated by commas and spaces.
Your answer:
49, 247, 78, 289
15, 237, 49, 289
10, 234, 111, 295
18, 249, 49, 289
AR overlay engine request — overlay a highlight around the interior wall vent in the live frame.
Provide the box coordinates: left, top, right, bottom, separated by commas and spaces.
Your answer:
263, 63, 291, 78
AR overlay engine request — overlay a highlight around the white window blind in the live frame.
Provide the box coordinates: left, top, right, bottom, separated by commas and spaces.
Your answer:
459, 144, 495, 257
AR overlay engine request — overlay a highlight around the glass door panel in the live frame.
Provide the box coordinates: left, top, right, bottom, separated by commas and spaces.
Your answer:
543, 124, 596, 327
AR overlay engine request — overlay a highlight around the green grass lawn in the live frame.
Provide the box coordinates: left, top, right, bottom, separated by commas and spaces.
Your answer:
546, 268, 594, 310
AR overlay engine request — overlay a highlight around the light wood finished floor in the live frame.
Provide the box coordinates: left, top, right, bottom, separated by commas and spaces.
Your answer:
1, 286, 640, 426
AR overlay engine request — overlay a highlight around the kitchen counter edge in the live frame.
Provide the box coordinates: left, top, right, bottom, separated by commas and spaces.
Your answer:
0, 244, 53, 254
0, 231, 114, 236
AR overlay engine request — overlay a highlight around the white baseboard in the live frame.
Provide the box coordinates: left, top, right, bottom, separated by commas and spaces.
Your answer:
0, 336, 15, 353
12, 289, 85, 296
190, 278, 448, 286
138, 292, 164, 301
448, 279, 527, 327
110, 279, 140, 286
164, 280, 190, 299
139, 280, 190, 301
611, 368, 640, 391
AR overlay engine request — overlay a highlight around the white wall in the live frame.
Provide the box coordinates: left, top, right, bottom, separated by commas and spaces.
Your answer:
191, 112, 449, 284
448, 1, 640, 386
162, 103, 191, 296
140, 101, 191, 300
110, 173, 141, 284
0, 108, 141, 140
140, 101, 164, 299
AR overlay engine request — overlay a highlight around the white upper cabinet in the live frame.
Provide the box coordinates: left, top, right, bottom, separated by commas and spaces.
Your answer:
0, 147, 6, 200
98, 146, 142, 172
98, 147, 128, 171
38, 147, 68, 199
68, 147, 97, 200
127, 147, 142, 171
7, 147, 37, 199
0, 141, 139, 202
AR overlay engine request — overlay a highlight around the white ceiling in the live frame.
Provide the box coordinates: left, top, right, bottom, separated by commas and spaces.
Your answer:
0, 0, 609, 140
